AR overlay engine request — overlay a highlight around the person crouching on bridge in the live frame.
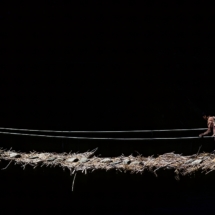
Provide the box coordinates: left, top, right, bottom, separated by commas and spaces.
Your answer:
199, 113, 215, 137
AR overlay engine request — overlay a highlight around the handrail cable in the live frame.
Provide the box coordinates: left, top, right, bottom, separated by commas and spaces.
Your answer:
0, 130, 212, 140
0, 127, 206, 133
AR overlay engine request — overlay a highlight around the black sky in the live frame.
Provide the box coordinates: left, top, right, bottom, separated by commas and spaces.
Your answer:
1, 2, 215, 130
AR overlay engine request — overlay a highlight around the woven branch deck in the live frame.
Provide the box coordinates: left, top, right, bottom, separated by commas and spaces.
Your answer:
1, 149, 215, 178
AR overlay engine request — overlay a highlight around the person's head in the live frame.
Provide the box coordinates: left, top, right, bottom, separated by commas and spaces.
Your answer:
203, 115, 207, 120
202, 112, 208, 120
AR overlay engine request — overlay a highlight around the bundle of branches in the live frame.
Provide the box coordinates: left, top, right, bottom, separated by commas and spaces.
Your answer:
1, 148, 215, 179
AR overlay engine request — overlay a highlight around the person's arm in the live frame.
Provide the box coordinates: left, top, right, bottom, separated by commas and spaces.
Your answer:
199, 123, 212, 137
212, 119, 215, 137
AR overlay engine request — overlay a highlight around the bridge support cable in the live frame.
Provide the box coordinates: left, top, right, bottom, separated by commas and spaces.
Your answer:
0, 130, 213, 141
0, 127, 206, 134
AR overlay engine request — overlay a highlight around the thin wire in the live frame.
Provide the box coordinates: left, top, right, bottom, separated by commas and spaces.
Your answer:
0, 131, 212, 140
0, 127, 206, 133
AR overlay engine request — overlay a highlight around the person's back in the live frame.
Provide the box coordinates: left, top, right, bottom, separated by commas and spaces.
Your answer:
199, 115, 215, 137
208, 116, 214, 127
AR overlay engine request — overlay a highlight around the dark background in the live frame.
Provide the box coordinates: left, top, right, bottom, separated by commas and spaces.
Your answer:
1, 2, 215, 131
1, 1, 215, 215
